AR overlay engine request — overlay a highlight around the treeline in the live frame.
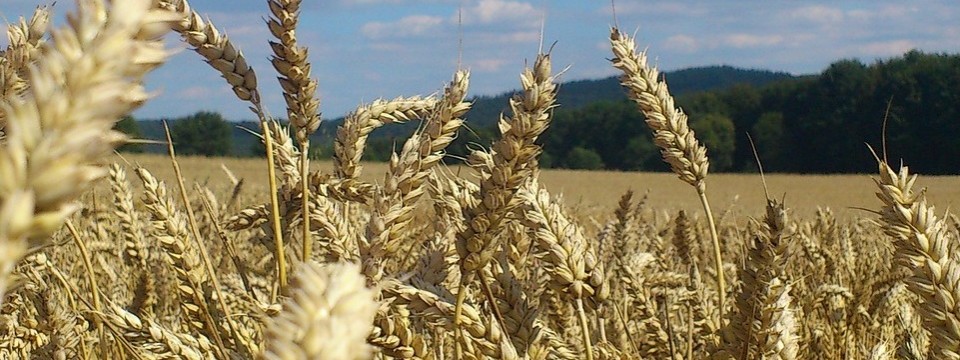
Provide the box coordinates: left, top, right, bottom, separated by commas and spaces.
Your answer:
122, 51, 960, 174
126, 65, 791, 158
357, 66, 794, 167
373, 50, 960, 174
114, 111, 234, 156
682, 50, 960, 174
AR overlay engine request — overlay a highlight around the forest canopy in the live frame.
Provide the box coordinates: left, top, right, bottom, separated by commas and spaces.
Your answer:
127, 50, 960, 174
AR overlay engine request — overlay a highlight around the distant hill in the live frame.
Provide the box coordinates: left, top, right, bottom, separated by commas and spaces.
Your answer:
137, 65, 795, 156
323, 65, 795, 139
470, 65, 794, 125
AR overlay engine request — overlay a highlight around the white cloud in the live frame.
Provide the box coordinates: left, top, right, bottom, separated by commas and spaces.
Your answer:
369, 42, 406, 51
723, 34, 784, 48
664, 34, 698, 53
788, 5, 844, 25
847, 5, 919, 22
470, 58, 508, 72
784, 33, 817, 47
946, 26, 960, 38
859, 40, 916, 56
175, 86, 224, 100
845, 9, 871, 22
472, 30, 540, 44
604, 2, 709, 17
361, 15, 445, 39
876, 5, 920, 18
462, 0, 540, 26
358, 1, 541, 42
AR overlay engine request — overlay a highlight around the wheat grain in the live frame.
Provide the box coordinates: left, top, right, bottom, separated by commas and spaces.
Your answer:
610, 27, 728, 317
162, 0, 259, 104
0, 5, 51, 125
135, 167, 229, 357
455, 52, 556, 289
266, 0, 320, 143
263, 261, 377, 360
874, 158, 960, 359
104, 303, 211, 360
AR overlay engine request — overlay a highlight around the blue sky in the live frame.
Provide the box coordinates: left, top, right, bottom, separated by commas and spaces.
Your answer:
3, 1, 959, 121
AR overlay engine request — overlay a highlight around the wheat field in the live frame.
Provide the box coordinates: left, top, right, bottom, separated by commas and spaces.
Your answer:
2, 0, 960, 359
122, 153, 960, 222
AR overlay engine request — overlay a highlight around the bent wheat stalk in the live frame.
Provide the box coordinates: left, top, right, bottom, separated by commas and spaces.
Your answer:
334, 96, 438, 180
610, 27, 725, 316
363, 71, 469, 280
162, 0, 289, 289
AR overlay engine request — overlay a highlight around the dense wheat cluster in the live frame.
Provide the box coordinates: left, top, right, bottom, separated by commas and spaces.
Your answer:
1, 0, 957, 359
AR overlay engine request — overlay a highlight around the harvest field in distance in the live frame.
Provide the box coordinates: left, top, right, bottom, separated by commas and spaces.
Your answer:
121, 153, 960, 221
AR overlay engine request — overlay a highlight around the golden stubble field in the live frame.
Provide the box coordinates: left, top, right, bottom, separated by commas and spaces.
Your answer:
120, 153, 960, 222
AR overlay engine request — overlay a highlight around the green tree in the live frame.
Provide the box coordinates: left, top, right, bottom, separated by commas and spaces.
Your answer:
692, 113, 736, 171
564, 146, 604, 170
171, 111, 232, 156
544, 100, 651, 171
308, 141, 333, 160
623, 136, 660, 170
681, 92, 731, 117
720, 84, 762, 170
114, 115, 144, 153
751, 112, 785, 169
539, 151, 555, 168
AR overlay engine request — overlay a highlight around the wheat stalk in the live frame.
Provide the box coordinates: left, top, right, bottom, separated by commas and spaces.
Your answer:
0, 5, 51, 129
161, 0, 291, 290
719, 199, 794, 358
162, 0, 259, 103
610, 27, 725, 316
519, 182, 607, 360
103, 302, 211, 360
453, 54, 557, 353
135, 167, 229, 357
0, 0, 172, 302
873, 158, 960, 359
368, 306, 430, 359
109, 164, 149, 269
363, 71, 469, 280
266, 0, 322, 263
266, 0, 321, 144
